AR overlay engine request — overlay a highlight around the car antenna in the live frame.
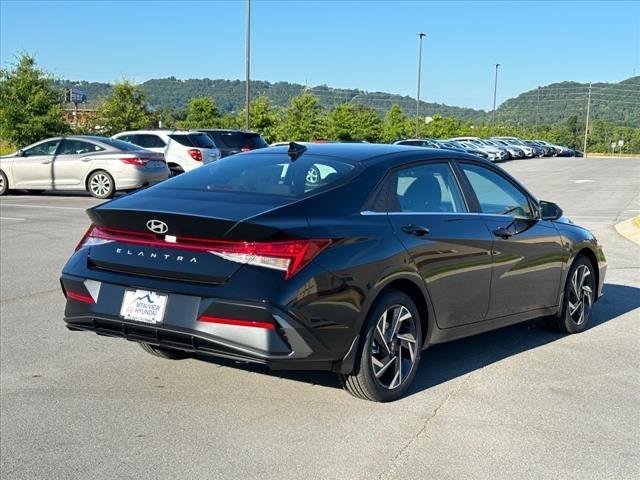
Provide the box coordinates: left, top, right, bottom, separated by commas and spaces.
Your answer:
288, 142, 307, 161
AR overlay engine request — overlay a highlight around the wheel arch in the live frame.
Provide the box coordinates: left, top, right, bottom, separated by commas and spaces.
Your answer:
574, 247, 600, 300
0, 168, 9, 189
334, 272, 436, 374
85, 168, 115, 191
556, 245, 601, 317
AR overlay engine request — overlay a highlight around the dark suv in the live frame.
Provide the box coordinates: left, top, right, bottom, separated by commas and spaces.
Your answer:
198, 129, 268, 158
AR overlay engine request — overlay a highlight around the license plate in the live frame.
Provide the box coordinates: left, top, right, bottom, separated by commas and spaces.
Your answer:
120, 289, 168, 324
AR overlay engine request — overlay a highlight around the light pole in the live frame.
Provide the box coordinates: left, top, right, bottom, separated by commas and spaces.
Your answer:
583, 82, 592, 157
244, 0, 251, 130
491, 63, 500, 132
415, 32, 426, 138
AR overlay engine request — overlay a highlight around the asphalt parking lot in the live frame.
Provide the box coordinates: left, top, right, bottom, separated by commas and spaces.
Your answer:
1, 156, 639, 480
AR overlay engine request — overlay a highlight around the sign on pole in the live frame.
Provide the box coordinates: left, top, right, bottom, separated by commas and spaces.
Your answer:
65, 88, 86, 104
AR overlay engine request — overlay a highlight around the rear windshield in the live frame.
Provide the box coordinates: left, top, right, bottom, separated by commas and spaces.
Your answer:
212, 132, 268, 149
101, 138, 145, 151
160, 152, 359, 198
169, 134, 215, 149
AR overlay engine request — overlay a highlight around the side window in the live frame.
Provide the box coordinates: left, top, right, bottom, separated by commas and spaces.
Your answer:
136, 135, 166, 149
58, 140, 104, 155
117, 135, 133, 143
377, 162, 466, 213
460, 163, 533, 218
23, 140, 61, 156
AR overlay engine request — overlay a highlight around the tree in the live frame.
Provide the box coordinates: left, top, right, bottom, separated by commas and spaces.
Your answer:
279, 93, 326, 141
95, 80, 153, 135
327, 103, 356, 141
153, 107, 186, 129
179, 97, 221, 129
381, 104, 410, 142
424, 114, 460, 139
247, 96, 280, 143
351, 105, 383, 142
0, 54, 69, 147
555, 115, 582, 150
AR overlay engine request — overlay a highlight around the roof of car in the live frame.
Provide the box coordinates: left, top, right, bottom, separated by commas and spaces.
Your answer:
196, 129, 261, 134
114, 129, 204, 135
260, 142, 489, 166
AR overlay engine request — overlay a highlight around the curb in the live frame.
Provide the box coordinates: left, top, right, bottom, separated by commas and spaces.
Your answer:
614, 216, 640, 245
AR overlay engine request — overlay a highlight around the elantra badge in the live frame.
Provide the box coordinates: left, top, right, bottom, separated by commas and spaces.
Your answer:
146, 219, 168, 234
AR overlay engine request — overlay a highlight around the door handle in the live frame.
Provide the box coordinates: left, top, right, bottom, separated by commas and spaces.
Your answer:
402, 225, 430, 236
493, 227, 513, 239
41, 160, 52, 164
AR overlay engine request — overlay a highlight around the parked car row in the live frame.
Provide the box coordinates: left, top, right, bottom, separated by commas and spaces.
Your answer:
0, 129, 269, 198
393, 136, 583, 161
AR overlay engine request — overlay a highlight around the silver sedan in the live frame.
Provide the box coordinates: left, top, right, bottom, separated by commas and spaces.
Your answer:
0, 136, 170, 198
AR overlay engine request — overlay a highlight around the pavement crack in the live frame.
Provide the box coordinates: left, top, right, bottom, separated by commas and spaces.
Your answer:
377, 375, 473, 480
1, 288, 60, 304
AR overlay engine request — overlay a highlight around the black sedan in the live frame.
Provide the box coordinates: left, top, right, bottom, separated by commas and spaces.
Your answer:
60, 143, 606, 402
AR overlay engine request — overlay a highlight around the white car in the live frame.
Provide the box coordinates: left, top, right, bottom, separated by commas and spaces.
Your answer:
491, 137, 535, 157
113, 130, 221, 176
449, 137, 508, 161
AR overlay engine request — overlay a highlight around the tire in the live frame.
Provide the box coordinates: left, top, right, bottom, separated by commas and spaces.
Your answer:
168, 164, 184, 177
87, 170, 115, 199
0, 170, 8, 195
139, 342, 191, 360
339, 290, 423, 402
547, 255, 596, 334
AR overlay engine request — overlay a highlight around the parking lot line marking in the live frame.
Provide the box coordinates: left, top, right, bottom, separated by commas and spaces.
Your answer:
0, 203, 85, 211
0, 216, 26, 221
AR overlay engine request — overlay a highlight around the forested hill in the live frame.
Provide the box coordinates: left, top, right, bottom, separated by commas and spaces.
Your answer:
60, 76, 639, 126
60, 77, 485, 120
495, 77, 640, 127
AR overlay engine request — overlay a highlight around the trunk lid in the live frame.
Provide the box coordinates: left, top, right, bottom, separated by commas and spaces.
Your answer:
84, 188, 308, 284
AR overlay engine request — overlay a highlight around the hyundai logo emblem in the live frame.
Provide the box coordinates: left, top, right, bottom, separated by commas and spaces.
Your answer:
146, 219, 168, 234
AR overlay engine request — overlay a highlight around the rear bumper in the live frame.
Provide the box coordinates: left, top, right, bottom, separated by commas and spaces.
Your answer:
60, 273, 333, 370
114, 169, 169, 190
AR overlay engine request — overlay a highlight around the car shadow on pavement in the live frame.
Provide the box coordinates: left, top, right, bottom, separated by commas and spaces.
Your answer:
196, 283, 640, 394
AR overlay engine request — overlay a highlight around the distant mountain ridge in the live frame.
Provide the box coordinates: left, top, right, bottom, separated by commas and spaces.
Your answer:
496, 77, 639, 128
60, 76, 639, 127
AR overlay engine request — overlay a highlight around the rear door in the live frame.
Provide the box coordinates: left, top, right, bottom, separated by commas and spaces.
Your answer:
383, 161, 494, 328
54, 139, 105, 187
456, 162, 563, 318
11, 139, 61, 188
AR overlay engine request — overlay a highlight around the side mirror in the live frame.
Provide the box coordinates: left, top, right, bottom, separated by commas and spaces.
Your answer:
540, 200, 563, 221
16, 149, 25, 157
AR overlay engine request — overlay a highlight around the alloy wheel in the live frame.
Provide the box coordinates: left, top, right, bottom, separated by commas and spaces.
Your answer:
370, 305, 418, 390
568, 264, 593, 325
0, 175, 5, 193
90, 173, 111, 197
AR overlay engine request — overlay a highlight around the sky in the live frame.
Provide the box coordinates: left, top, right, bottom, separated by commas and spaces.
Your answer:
1, 0, 638, 111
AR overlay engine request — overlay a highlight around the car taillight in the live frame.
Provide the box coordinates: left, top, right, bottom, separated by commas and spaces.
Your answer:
188, 149, 203, 161
120, 157, 147, 167
74, 225, 330, 279
208, 239, 331, 279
